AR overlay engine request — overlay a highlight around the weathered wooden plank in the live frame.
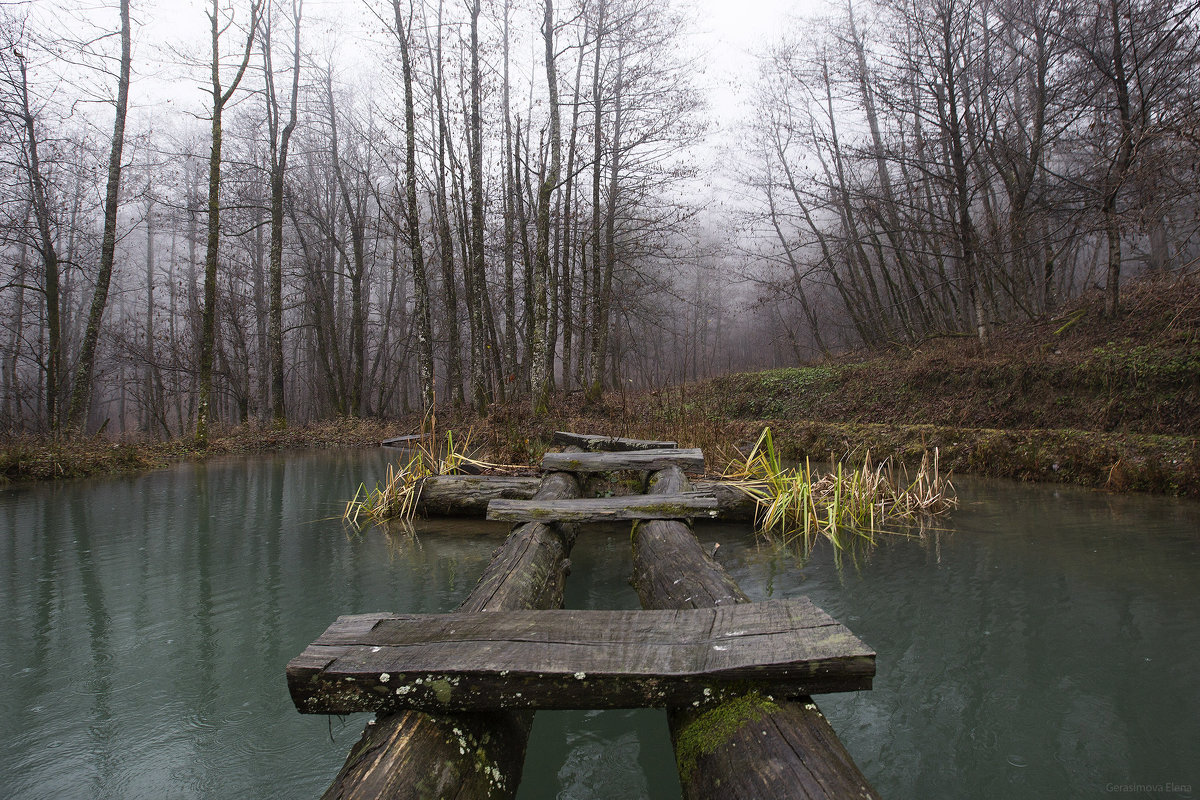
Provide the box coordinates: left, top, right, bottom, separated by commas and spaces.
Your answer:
542, 447, 705, 473
405, 472, 753, 521
486, 492, 720, 523
416, 474, 542, 517
381, 433, 427, 448
288, 598, 874, 715
318, 467, 583, 800
633, 464, 881, 800
552, 431, 678, 451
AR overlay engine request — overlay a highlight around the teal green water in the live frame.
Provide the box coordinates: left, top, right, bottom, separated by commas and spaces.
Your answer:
1, 450, 1197, 798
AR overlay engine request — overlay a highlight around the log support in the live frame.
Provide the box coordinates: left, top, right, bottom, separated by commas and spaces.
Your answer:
319, 470, 581, 800
414, 474, 755, 521
632, 465, 880, 800
309, 433, 874, 799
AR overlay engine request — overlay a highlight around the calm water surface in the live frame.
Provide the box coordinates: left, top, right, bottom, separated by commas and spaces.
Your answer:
1, 449, 1197, 799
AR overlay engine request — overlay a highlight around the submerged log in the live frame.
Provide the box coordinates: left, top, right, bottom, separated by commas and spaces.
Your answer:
318, 470, 582, 800
416, 474, 542, 517
632, 465, 881, 800
486, 492, 720, 523
552, 431, 678, 451
289, 599, 874, 714
542, 447, 706, 473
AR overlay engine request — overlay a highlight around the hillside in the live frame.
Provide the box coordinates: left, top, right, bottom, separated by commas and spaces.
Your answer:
621, 271, 1199, 495
700, 274, 1198, 437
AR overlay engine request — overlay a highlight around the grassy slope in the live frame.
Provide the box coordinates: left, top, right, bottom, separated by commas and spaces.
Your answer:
658, 272, 1200, 495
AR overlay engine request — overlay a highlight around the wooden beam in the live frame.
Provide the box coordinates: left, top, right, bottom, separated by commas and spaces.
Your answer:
416, 474, 542, 517
633, 465, 881, 800
407, 473, 755, 521
318, 469, 582, 800
486, 492, 720, 523
381, 433, 427, 448
552, 431, 677, 451
542, 447, 705, 473
692, 479, 758, 521
288, 599, 874, 715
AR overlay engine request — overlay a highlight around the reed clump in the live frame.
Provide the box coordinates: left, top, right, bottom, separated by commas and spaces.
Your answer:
343, 413, 521, 529
724, 427, 956, 554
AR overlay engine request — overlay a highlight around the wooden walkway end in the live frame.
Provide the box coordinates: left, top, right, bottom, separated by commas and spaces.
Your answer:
288, 598, 874, 715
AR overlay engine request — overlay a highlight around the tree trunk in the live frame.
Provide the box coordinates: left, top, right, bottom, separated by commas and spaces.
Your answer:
468, 0, 489, 414
392, 0, 435, 409
531, 0, 562, 416
67, 0, 131, 432
197, 0, 260, 446
265, 0, 302, 428
16, 55, 62, 431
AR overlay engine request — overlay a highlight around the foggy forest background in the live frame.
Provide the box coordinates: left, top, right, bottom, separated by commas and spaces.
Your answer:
2, 0, 1198, 438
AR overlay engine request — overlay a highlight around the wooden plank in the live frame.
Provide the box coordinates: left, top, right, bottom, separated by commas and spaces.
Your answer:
381, 433, 427, 448
552, 431, 677, 451
634, 465, 881, 800
692, 478, 758, 522
317, 466, 583, 800
287, 598, 875, 715
486, 492, 720, 522
391, 472, 752, 521
541, 447, 705, 473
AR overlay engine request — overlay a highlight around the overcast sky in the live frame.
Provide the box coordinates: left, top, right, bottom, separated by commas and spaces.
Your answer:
122, 0, 828, 135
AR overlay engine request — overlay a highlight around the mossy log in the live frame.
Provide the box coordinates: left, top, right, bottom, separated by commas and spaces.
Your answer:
319, 470, 581, 800
632, 465, 881, 800
381, 433, 427, 448
415, 474, 543, 517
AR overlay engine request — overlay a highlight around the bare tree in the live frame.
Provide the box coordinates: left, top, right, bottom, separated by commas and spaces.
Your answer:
261, 0, 302, 427
65, 0, 132, 431
196, 0, 262, 446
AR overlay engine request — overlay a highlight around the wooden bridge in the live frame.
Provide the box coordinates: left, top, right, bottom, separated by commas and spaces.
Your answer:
288, 432, 881, 799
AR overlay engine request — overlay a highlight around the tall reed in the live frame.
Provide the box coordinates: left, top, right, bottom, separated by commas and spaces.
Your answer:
724, 427, 956, 556
343, 410, 519, 529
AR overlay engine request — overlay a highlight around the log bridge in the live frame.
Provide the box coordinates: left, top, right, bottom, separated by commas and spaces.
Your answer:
290, 431, 880, 799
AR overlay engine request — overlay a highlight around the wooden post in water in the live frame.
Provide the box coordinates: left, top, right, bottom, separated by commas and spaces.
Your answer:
632, 465, 881, 800
319, 469, 581, 800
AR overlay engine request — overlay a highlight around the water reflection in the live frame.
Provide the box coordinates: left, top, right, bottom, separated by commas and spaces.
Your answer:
0, 457, 1197, 799
706, 478, 1200, 798
0, 450, 504, 799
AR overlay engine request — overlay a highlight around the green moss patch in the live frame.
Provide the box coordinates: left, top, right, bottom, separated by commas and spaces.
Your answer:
674, 692, 780, 783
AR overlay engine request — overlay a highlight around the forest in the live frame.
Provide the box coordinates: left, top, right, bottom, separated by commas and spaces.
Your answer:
1, 0, 1197, 439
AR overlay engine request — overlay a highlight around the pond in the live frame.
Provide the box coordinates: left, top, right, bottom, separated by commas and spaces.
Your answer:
1, 448, 1197, 799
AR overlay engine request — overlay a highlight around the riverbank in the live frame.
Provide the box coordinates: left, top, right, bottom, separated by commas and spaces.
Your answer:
3, 273, 1196, 495
0, 418, 400, 483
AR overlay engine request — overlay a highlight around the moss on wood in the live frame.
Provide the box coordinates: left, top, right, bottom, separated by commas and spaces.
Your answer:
674, 691, 780, 782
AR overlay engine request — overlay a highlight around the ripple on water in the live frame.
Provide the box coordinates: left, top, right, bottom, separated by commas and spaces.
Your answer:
556, 730, 647, 800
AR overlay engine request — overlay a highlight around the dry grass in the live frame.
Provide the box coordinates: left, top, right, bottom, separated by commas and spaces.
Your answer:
722, 427, 956, 558
343, 410, 525, 529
